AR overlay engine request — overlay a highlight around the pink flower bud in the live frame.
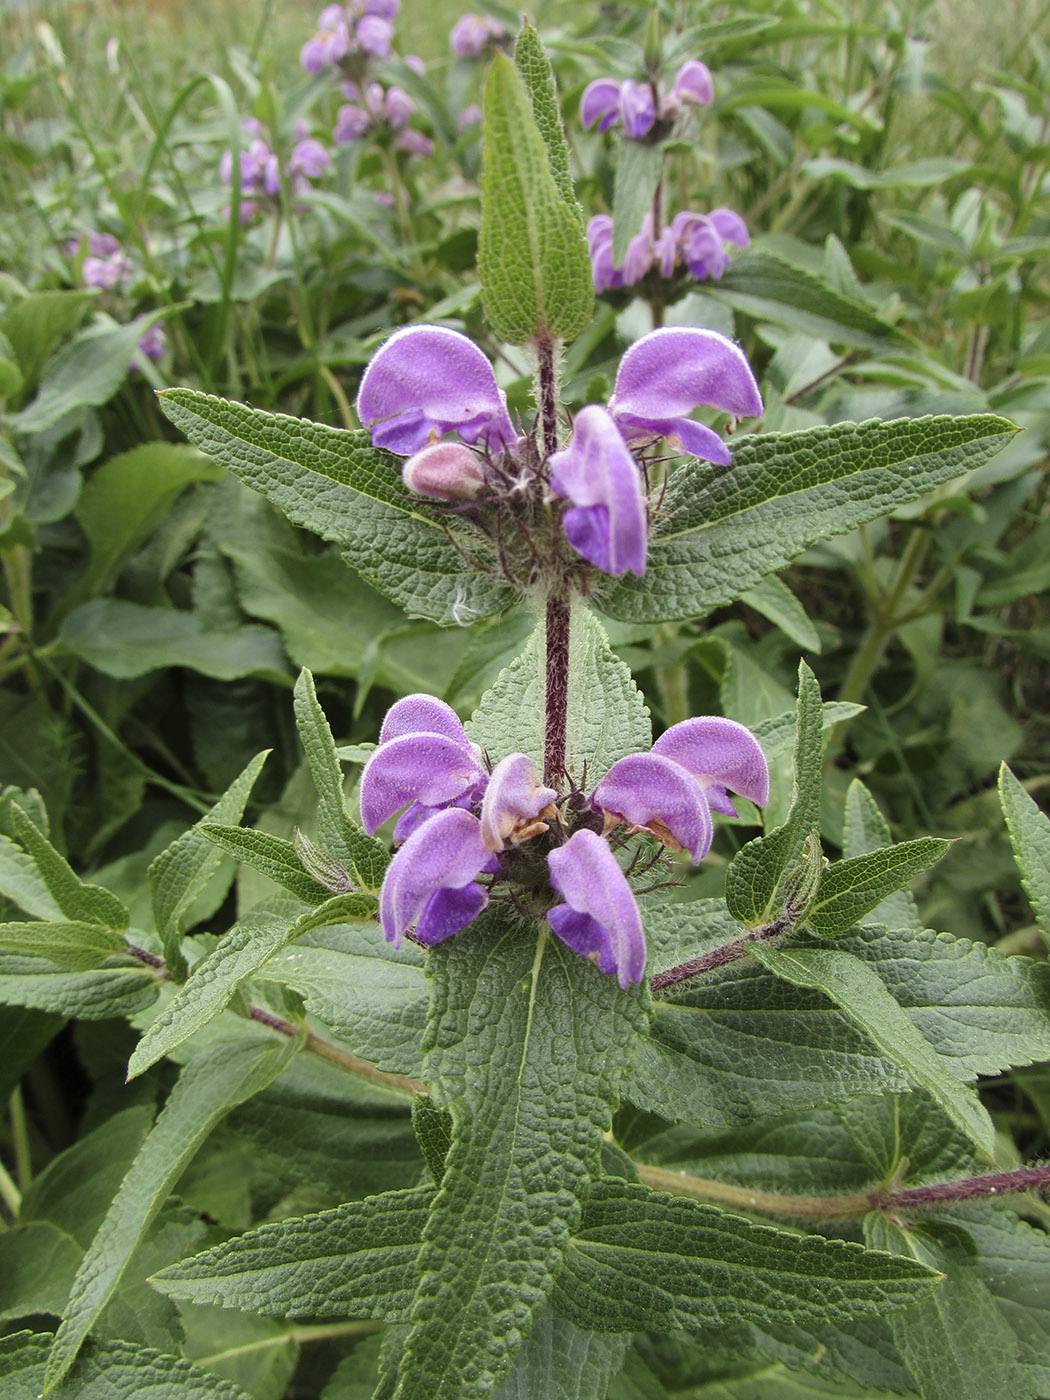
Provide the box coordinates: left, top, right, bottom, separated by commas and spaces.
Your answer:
403, 441, 486, 499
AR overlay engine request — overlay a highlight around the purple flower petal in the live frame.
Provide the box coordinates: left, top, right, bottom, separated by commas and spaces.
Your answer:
709, 208, 749, 249
479, 753, 557, 853
546, 829, 646, 987
673, 59, 714, 108
651, 717, 770, 815
580, 78, 623, 133
379, 807, 490, 946
591, 752, 713, 861
355, 15, 393, 57
377, 693, 472, 748
356, 325, 518, 456
619, 79, 656, 139
609, 327, 763, 462
586, 214, 623, 292
549, 405, 648, 576
360, 732, 486, 833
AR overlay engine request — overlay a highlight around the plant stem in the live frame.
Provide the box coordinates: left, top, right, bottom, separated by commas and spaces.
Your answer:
543, 590, 571, 792
649, 920, 791, 994
0, 1156, 21, 1217
8, 1088, 32, 1191
194, 1319, 381, 1366
248, 1006, 425, 1098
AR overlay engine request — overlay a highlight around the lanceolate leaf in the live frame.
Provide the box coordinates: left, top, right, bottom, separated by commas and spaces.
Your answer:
725, 661, 823, 928
396, 911, 648, 1400
0, 919, 127, 971
157, 390, 515, 625
806, 838, 952, 939
45, 1034, 300, 1391
864, 1215, 1037, 1400
466, 606, 650, 786
196, 824, 334, 904
999, 762, 1050, 948
612, 141, 663, 264
9, 805, 127, 931
752, 944, 995, 1158
550, 1181, 939, 1334
479, 53, 594, 346
842, 779, 921, 931
149, 750, 269, 980
599, 415, 1016, 624
3, 1331, 253, 1400
513, 24, 582, 228
293, 668, 388, 893
0, 951, 158, 1020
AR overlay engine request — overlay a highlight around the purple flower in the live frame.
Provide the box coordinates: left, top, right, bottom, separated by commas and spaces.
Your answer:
355, 13, 393, 56
609, 327, 763, 463
547, 830, 646, 987
359, 0, 399, 17
592, 717, 769, 861
672, 59, 714, 109
548, 405, 648, 576
450, 12, 505, 57
672, 209, 749, 280
395, 129, 433, 158
403, 441, 486, 499
380, 807, 491, 947
288, 137, 332, 180
334, 104, 371, 144
619, 80, 656, 140
458, 103, 482, 132
360, 694, 486, 837
587, 207, 749, 296
356, 325, 518, 455
82, 250, 130, 291
384, 85, 415, 130
136, 324, 166, 363
479, 754, 557, 853
301, 13, 351, 73
587, 215, 623, 292
580, 78, 623, 133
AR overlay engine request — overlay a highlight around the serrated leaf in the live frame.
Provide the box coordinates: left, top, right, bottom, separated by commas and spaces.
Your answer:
806, 838, 951, 939
864, 1215, 1035, 1400
551, 1180, 939, 1335
0, 950, 158, 1019
739, 574, 821, 652
4, 1331, 253, 1400
151, 1186, 432, 1319
197, 825, 333, 904
600, 416, 1017, 624
752, 944, 995, 1157
999, 763, 1050, 948
466, 605, 650, 786
157, 392, 514, 626
491, 1306, 629, 1400
396, 911, 648, 1400
45, 1034, 300, 1391
10, 805, 128, 930
513, 24, 581, 228
293, 669, 387, 893
479, 52, 593, 345
0, 920, 127, 971
256, 929, 428, 1077
611, 141, 664, 264
412, 1098, 453, 1184
725, 661, 822, 928
149, 751, 269, 979
0, 832, 64, 919
842, 779, 921, 931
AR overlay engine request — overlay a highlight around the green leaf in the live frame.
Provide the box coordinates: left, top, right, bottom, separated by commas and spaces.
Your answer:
0, 289, 93, 393
0, 1222, 83, 1321
725, 661, 823, 928
45, 1033, 300, 1391
0, 951, 157, 1020
739, 575, 821, 652
152, 1186, 432, 1319
999, 763, 1050, 949
513, 24, 582, 228
9, 805, 128, 930
149, 750, 269, 979
0, 920, 128, 971
842, 780, 921, 931
709, 248, 907, 349
0, 1005, 62, 1103
58, 600, 288, 681
864, 1215, 1035, 1400
467, 606, 650, 786
479, 52, 593, 345
293, 669, 388, 893
412, 1098, 453, 1184
752, 944, 995, 1157
551, 1180, 939, 1334
9, 313, 166, 436
806, 838, 951, 939
196, 825, 333, 904
396, 911, 648, 1399
70, 443, 222, 603
256, 929, 428, 1077
802, 155, 970, 189
491, 1306, 629, 1400
600, 416, 1017, 624
612, 141, 663, 264
0, 832, 61, 922
157, 391, 514, 626
4, 1331, 253, 1400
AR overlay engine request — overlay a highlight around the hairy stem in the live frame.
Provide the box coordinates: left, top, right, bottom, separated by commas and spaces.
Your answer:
536, 336, 559, 457
543, 590, 572, 792
248, 1005, 425, 1098
649, 920, 791, 994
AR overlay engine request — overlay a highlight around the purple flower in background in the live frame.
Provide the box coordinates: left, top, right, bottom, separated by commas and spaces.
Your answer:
356, 325, 518, 455
592, 718, 769, 861
547, 829, 646, 988
301, 8, 351, 73
548, 405, 648, 577
288, 137, 332, 180
82, 250, 130, 291
450, 12, 506, 57
580, 78, 623, 134
334, 104, 371, 143
384, 85, 415, 130
672, 59, 714, 108
581, 61, 714, 140
395, 129, 433, 158
618, 79, 656, 140
355, 13, 393, 56
586, 207, 748, 294
458, 103, 482, 132
609, 327, 763, 463
135, 323, 166, 363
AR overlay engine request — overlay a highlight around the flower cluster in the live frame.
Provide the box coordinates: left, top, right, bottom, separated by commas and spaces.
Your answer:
335, 79, 432, 156
220, 120, 331, 221
588, 207, 749, 294
581, 60, 713, 141
301, 0, 401, 73
360, 694, 768, 986
449, 12, 507, 58
355, 323, 762, 580
67, 231, 166, 365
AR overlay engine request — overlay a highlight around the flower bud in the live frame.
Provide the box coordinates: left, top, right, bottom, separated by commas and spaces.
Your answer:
402, 441, 486, 499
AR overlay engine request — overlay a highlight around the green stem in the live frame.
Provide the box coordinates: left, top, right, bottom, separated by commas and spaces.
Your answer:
194, 1319, 381, 1366
8, 1087, 32, 1191
0, 1156, 21, 1218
